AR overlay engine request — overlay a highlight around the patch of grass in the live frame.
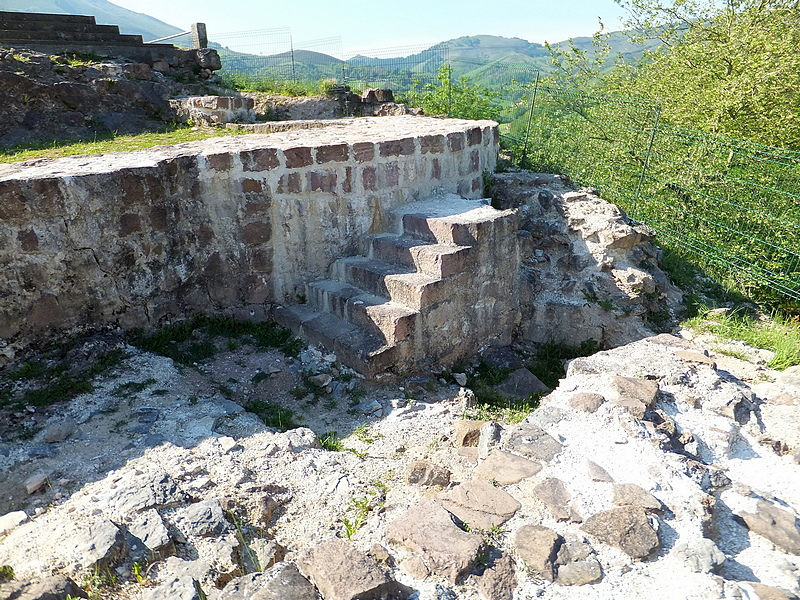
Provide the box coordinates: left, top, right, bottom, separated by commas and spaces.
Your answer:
221, 72, 328, 96
15, 425, 40, 441
0, 124, 249, 165
251, 372, 270, 385
8, 361, 46, 380
243, 399, 298, 431
527, 339, 599, 389
320, 431, 346, 452
684, 308, 800, 370
0, 565, 14, 582
111, 378, 157, 398
352, 424, 375, 444
130, 316, 302, 366
464, 401, 535, 424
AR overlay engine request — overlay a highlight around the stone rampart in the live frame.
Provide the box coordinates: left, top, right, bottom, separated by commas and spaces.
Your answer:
0, 116, 498, 361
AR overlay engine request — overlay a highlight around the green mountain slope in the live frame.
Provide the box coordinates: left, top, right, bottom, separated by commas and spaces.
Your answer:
1, 0, 185, 42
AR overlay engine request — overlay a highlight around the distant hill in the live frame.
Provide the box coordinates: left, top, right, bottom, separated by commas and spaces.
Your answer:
0, 0, 186, 43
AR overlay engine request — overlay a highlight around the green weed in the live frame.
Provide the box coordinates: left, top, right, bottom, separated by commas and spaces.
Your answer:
243, 399, 298, 431
684, 308, 800, 369
0, 565, 14, 581
111, 379, 157, 398
320, 431, 346, 452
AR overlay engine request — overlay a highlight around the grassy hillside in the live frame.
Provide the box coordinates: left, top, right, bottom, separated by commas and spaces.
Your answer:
1, 0, 185, 43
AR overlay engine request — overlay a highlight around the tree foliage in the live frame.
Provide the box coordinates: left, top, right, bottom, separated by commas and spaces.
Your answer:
606, 0, 800, 148
401, 64, 501, 121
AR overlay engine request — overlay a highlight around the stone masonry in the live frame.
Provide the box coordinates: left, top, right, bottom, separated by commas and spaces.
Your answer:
0, 116, 498, 366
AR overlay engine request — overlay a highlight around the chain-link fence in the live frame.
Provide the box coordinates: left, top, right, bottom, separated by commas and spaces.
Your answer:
517, 83, 800, 302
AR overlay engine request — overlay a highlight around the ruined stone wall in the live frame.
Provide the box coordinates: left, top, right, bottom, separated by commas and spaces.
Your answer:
0, 116, 498, 362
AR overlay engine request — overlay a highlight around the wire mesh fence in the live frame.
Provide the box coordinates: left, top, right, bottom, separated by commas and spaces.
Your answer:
517, 83, 800, 302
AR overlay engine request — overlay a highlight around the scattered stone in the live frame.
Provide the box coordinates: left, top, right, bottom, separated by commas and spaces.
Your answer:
0, 575, 87, 600
140, 575, 203, 600
556, 557, 602, 586
612, 483, 662, 512
386, 499, 484, 584
495, 368, 548, 399
502, 423, 563, 462
582, 506, 660, 559
587, 460, 614, 482
514, 524, 561, 581
97, 468, 188, 515
136, 408, 160, 424
533, 478, 578, 522
369, 543, 393, 566
474, 450, 541, 485
453, 372, 468, 386
308, 373, 333, 388
454, 420, 485, 447
474, 552, 516, 600
673, 350, 717, 368
477, 421, 503, 459
738, 501, 800, 555
297, 538, 408, 600
607, 376, 659, 418
569, 392, 605, 413
437, 478, 521, 530
456, 387, 477, 410
739, 582, 799, 600
248, 539, 286, 571
0, 510, 28, 534
173, 499, 230, 537
282, 428, 321, 451
353, 399, 382, 415
217, 562, 317, 600
406, 460, 451, 487
42, 417, 77, 443
24, 471, 48, 494
481, 347, 525, 371
128, 508, 171, 552
673, 538, 726, 573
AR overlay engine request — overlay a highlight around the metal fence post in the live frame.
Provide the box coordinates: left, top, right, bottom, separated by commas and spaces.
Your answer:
520, 72, 540, 167
632, 104, 662, 218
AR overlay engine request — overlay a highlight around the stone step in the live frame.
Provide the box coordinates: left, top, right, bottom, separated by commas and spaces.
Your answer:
306, 279, 417, 344
272, 305, 408, 378
0, 21, 119, 34
361, 233, 472, 278
0, 30, 143, 44
387, 195, 514, 246
0, 12, 97, 24
332, 257, 456, 311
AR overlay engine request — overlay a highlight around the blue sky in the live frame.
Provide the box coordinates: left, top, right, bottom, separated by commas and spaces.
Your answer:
109, 0, 628, 54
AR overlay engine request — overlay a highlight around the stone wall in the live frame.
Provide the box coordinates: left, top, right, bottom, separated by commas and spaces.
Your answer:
0, 116, 498, 362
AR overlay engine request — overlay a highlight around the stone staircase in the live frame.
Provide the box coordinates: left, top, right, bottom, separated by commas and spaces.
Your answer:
0, 12, 151, 47
273, 195, 520, 377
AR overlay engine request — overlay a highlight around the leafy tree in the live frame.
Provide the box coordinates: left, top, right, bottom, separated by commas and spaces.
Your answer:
401, 64, 501, 121
603, 0, 800, 148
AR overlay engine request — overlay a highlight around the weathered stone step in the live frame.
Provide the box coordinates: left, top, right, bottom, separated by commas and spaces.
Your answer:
0, 30, 143, 44
0, 21, 119, 34
387, 195, 515, 246
331, 257, 460, 311
306, 280, 417, 344
361, 233, 472, 278
0, 12, 96, 24
271, 305, 408, 377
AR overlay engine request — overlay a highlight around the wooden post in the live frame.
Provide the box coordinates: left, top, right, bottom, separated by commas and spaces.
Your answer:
191, 23, 208, 49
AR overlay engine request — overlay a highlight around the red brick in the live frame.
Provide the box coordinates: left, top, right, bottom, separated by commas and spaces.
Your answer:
362, 166, 377, 191
198, 224, 215, 245
241, 148, 279, 171
353, 142, 375, 162
32, 179, 64, 213
243, 275, 270, 303
448, 132, 464, 152
241, 178, 263, 193
0, 182, 26, 220
18, 229, 38, 251
316, 144, 349, 163
432, 158, 441, 180
308, 171, 337, 193
149, 206, 168, 230
119, 213, 142, 236
277, 173, 302, 194
468, 127, 483, 146
26, 294, 66, 329
379, 138, 415, 157
248, 248, 273, 272
119, 170, 146, 205
284, 147, 313, 168
206, 153, 232, 171
244, 199, 270, 218
472, 176, 482, 192
420, 135, 445, 154
242, 221, 271, 245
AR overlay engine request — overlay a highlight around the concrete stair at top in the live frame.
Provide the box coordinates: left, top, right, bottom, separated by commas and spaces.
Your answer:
273, 195, 518, 377
0, 11, 162, 48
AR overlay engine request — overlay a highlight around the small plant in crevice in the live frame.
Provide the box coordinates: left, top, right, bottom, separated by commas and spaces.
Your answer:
526, 338, 599, 389
243, 399, 298, 431
0, 565, 14, 582
341, 482, 386, 540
